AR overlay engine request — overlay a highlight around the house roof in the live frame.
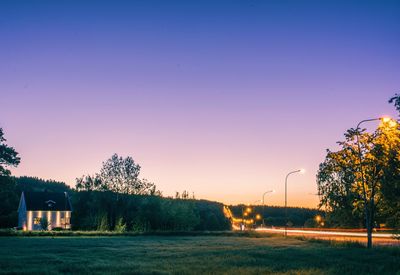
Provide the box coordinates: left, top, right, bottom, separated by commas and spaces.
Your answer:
23, 191, 72, 211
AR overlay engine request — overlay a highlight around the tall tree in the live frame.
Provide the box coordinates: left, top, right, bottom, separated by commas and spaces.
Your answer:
317, 138, 363, 228
384, 94, 400, 228
76, 154, 157, 195
317, 119, 400, 248
0, 128, 20, 228
0, 128, 20, 176
99, 154, 142, 194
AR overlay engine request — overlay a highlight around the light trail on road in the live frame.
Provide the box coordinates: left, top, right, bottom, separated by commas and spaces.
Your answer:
255, 227, 395, 238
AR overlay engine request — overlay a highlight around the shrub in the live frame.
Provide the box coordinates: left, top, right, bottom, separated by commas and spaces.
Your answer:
114, 217, 126, 233
40, 217, 50, 231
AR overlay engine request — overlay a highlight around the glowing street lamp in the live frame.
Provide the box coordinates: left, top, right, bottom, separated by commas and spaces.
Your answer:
241, 205, 253, 230
285, 169, 305, 237
355, 116, 396, 248
381, 117, 397, 128
357, 117, 396, 130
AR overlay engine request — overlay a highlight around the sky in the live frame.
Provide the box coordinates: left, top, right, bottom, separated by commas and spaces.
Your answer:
1, 0, 399, 208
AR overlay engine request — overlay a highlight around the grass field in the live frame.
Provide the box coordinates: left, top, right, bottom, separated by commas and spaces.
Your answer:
0, 235, 399, 274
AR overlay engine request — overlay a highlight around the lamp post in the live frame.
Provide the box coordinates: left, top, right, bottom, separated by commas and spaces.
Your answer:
355, 116, 396, 248
285, 169, 305, 237
241, 205, 245, 231
241, 205, 252, 230
262, 190, 274, 227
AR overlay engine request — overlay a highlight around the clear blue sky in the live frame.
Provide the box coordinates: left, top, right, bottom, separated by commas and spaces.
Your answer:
1, 0, 399, 206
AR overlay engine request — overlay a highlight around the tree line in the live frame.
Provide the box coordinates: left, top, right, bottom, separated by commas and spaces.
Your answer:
229, 205, 321, 227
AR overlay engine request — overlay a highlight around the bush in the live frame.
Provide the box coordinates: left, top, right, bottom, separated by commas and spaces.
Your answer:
51, 227, 64, 231
114, 217, 126, 233
40, 217, 50, 231
97, 214, 109, 231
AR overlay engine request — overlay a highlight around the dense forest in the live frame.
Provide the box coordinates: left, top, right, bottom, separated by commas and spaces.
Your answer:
229, 205, 321, 228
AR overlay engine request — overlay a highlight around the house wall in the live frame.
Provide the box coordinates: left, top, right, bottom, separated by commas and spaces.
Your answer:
26, 211, 72, 230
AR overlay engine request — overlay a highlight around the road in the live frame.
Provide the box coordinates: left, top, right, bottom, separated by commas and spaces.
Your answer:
255, 227, 400, 246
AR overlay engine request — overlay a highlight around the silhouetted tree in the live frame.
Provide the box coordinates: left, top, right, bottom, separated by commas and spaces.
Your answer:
75, 174, 105, 192
389, 93, 400, 114
99, 154, 141, 194
0, 176, 18, 228
16, 176, 71, 193
76, 154, 158, 195
0, 128, 20, 228
0, 128, 20, 176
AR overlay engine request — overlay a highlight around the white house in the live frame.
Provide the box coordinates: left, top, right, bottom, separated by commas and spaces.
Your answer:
18, 191, 72, 231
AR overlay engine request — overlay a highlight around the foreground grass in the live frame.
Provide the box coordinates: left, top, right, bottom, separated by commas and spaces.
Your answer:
0, 235, 399, 274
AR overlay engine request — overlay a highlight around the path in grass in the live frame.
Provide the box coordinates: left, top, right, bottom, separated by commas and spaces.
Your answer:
0, 236, 399, 274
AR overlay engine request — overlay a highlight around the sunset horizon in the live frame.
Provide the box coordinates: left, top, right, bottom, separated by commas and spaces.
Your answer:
2, 0, 399, 208
1, 1, 400, 273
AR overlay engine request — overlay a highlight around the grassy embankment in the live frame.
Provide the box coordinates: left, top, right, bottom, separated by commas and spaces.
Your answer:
1, 233, 399, 274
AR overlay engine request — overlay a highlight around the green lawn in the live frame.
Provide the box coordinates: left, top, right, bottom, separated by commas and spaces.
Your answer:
0, 235, 399, 274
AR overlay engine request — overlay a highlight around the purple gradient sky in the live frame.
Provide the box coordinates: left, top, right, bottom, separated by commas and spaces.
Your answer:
1, 0, 399, 207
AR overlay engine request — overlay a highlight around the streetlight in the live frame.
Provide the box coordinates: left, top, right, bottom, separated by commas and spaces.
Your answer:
262, 190, 274, 227
356, 117, 396, 132
255, 214, 262, 227
355, 116, 396, 248
285, 169, 305, 237
381, 117, 397, 127
241, 205, 253, 230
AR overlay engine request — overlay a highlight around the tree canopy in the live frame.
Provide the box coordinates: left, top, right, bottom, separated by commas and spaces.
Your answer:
0, 128, 20, 228
76, 154, 158, 195
0, 128, 20, 176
